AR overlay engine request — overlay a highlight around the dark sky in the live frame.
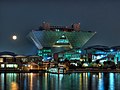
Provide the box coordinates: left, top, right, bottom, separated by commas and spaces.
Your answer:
0, 0, 120, 55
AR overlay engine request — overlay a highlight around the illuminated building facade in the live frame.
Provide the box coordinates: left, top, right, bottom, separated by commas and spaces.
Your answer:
0, 51, 42, 70
84, 45, 120, 64
28, 22, 96, 61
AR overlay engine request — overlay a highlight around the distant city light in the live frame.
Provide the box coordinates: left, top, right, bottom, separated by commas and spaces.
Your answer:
110, 49, 113, 52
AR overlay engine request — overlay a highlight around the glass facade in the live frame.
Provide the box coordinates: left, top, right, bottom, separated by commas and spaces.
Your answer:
53, 34, 72, 48
28, 30, 95, 52
55, 35, 70, 44
28, 25, 96, 61
38, 48, 52, 61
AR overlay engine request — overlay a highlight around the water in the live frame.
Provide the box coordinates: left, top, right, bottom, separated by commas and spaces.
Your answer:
0, 72, 120, 90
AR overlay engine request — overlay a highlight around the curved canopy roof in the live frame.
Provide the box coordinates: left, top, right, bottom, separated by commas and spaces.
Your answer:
0, 51, 17, 57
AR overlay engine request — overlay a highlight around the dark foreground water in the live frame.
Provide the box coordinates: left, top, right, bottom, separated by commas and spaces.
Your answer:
0, 72, 120, 90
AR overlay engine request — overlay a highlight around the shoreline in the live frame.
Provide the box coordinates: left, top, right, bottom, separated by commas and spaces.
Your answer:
68, 69, 120, 73
0, 69, 120, 73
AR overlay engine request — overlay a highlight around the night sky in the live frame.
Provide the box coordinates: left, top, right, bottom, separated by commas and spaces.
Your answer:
0, 0, 120, 55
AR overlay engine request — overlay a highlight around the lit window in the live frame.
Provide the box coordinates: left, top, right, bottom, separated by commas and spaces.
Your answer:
38, 50, 42, 53
55, 29, 60, 31
0, 58, 3, 62
14, 64, 18, 68
56, 39, 69, 43
6, 64, 18, 68
53, 34, 73, 48
6, 64, 13, 67
1, 64, 5, 68
62, 35, 65, 38
38, 54, 42, 56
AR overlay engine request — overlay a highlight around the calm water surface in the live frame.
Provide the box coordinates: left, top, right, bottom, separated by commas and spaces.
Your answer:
0, 72, 120, 90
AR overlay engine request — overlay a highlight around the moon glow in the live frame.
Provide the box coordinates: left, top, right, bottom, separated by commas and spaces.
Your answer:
12, 35, 17, 40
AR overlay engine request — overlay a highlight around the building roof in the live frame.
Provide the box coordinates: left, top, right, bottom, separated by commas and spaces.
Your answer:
0, 51, 17, 57
84, 45, 110, 51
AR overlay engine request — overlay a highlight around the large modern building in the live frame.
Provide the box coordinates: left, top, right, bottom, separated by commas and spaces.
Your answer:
28, 22, 96, 61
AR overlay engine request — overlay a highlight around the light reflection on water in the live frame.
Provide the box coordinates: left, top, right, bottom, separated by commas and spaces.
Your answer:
10, 82, 19, 90
0, 72, 120, 90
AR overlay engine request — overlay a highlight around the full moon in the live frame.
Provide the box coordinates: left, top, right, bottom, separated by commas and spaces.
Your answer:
12, 35, 17, 40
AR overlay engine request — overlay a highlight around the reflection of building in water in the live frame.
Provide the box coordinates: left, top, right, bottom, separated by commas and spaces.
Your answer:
11, 82, 19, 90
0, 73, 19, 90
